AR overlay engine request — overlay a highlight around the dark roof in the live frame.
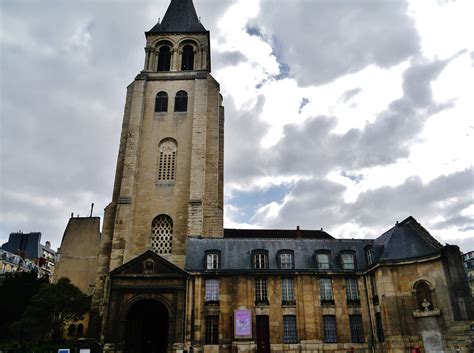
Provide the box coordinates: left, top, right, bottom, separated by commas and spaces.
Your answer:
372, 216, 442, 262
147, 0, 207, 34
185, 238, 373, 272
224, 228, 334, 240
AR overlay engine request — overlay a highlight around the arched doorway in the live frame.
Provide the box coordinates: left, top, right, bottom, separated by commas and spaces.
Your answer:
124, 299, 169, 353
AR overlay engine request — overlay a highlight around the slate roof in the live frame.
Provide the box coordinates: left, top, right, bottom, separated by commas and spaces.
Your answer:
185, 237, 373, 272
147, 0, 207, 34
371, 216, 442, 263
185, 216, 444, 273
224, 228, 334, 240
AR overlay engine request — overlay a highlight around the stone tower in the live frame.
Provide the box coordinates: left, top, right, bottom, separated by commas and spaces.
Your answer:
92, 0, 224, 337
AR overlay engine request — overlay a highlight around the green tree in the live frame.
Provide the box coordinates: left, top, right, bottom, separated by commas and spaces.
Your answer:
12, 277, 89, 342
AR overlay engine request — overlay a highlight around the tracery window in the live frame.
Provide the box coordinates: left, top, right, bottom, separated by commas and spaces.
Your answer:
158, 138, 177, 181
157, 45, 171, 72
155, 91, 168, 112
181, 44, 194, 70
174, 90, 188, 112
151, 215, 173, 254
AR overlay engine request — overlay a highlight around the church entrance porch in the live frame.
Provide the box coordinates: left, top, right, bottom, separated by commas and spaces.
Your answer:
125, 299, 169, 353
101, 251, 188, 353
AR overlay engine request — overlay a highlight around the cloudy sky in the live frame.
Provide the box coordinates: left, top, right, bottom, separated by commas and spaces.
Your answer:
1, 0, 473, 252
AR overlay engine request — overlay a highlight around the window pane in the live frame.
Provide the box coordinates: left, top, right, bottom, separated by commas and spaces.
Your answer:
174, 91, 188, 112
349, 315, 365, 343
181, 45, 194, 71
366, 249, 373, 265
345, 278, 359, 301
317, 253, 330, 269
205, 316, 219, 344
206, 253, 219, 269
255, 278, 268, 302
283, 315, 298, 343
320, 278, 333, 301
281, 278, 295, 302
341, 253, 355, 269
323, 315, 337, 343
205, 279, 219, 302
155, 92, 168, 112
280, 253, 293, 269
254, 253, 267, 269
157, 46, 171, 71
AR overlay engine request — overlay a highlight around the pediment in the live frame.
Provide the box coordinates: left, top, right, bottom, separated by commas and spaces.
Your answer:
110, 250, 188, 278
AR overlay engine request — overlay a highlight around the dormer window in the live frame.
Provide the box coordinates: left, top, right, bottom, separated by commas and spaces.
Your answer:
278, 250, 294, 269
366, 247, 373, 265
341, 252, 355, 270
205, 251, 220, 270
253, 250, 268, 269
315, 251, 331, 270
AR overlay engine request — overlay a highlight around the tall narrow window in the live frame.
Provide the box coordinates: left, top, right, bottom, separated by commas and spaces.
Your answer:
349, 315, 365, 343
370, 273, 378, 304
255, 278, 268, 304
316, 252, 331, 269
323, 315, 337, 343
205, 316, 219, 344
320, 278, 334, 303
366, 247, 373, 265
283, 315, 298, 343
375, 312, 385, 342
157, 45, 171, 72
151, 215, 173, 254
174, 90, 188, 112
345, 278, 360, 304
281, 278, 295, 304
155, 91, 168, 112
205, 279, 219, 302
181, 45, 194, 70
341, 252, 355, 270
158, 139, 177, 181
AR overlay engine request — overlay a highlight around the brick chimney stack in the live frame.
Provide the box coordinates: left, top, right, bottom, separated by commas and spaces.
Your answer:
296, 225, 302, 239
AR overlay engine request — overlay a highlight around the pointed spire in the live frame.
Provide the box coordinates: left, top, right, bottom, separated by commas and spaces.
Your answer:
148, 0, 207, 34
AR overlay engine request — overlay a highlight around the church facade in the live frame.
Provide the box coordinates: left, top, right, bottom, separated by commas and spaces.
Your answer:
78, 1, 474, 353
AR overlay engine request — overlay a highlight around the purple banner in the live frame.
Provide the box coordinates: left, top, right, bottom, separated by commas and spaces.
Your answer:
234, 309, 252, 338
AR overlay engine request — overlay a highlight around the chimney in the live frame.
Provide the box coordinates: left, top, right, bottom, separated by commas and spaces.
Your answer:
296, 225, 302, 239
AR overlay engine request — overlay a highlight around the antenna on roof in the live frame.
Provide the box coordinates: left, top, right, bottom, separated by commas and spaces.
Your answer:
90, 203, 94, 217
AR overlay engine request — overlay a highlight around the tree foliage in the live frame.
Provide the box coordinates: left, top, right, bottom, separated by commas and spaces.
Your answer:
12, 277, 89, 342
0, 271, 48, 340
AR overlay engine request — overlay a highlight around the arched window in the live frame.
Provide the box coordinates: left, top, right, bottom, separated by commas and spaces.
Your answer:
174, 91, 188, 112
414, 280, 434, 311
157, 45, 171, 72
157, 138, 177, 181
181, 45, 194, 71
67, 324, 76, 336
151, 215, 173, 255
77, 324, 84, 336
155, 91, 168, 112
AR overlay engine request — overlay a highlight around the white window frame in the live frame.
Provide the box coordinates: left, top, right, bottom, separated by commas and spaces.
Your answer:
254, 253, 267, 269
205, 279, 219, 302
206, 253, 219, 270
320, 278, 333, 301
317, 253, 330, 269
341, 253, 355, 270
281, 278, 295, 302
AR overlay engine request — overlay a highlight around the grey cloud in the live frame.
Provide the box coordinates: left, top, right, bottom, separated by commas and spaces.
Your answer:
268, 56, 455, 177
339, 88, 362, 103
254, 0, 420, 85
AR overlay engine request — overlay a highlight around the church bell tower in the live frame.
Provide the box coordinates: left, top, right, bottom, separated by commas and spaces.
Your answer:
92, 0, 224, 338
